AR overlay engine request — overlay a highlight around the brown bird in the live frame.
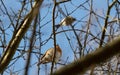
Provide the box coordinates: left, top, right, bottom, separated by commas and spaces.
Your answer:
55, 16, 76, 29
37, 45, 62, 66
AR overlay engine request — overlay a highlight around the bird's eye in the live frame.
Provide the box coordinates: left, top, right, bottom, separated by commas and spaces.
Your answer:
48, 53, 52, 57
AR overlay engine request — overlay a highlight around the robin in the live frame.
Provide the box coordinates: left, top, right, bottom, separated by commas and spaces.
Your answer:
37, 45, 62, 66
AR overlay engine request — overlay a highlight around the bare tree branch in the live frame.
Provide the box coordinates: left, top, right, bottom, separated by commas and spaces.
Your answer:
52, 37, 120, 75
99, 0, 117, 47
0, 0, 43, 73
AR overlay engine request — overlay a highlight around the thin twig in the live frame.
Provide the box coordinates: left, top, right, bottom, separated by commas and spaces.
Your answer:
50, 0, 57, 75
24, 14, 38, 75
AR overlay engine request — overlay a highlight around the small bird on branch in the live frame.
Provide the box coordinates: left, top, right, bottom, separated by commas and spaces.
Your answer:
37, 45, 62, 66
55, 16, 76, 29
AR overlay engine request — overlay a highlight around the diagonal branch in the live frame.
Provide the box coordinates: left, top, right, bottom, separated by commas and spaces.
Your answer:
0, 0, 43, 73
99, 0, 117, 47
52, 36, 120, 75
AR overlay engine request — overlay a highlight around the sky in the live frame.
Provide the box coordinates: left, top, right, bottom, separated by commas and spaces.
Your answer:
0, 0, 119, 75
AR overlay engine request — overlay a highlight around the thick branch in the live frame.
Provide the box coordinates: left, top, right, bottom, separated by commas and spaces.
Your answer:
0, 0, 43, 73
52, 37, 120, 75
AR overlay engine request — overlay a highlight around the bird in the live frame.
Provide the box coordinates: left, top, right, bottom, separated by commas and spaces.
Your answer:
37, 45, 62, 66
55, 16, 76, 29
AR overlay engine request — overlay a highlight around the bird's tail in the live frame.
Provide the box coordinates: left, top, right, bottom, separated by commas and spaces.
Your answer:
55, 24, 61, 31
37, 60, 43, 66
37, 62, 41, 66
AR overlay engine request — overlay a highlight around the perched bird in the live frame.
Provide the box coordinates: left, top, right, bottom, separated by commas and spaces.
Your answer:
37, 45, 62, 66
55, 16, 76, 29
